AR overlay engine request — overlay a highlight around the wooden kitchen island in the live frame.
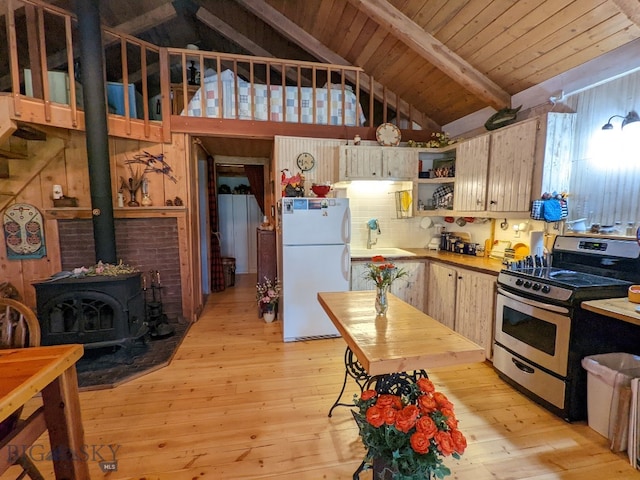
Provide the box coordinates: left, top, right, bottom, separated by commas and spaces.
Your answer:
318, 291, 485, 416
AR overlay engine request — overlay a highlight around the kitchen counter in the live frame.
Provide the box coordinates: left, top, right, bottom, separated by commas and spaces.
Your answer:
582, 297, 640, 327
351, 248, 504, 276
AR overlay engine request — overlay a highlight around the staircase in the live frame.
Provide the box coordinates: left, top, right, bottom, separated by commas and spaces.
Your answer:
0, 96, 67, 212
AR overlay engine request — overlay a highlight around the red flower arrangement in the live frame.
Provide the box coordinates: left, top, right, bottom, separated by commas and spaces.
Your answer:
365, 255, 408, 288
353, 378, 466, 479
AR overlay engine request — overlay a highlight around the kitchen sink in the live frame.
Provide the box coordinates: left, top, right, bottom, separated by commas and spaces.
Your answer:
350, 247, 416, 258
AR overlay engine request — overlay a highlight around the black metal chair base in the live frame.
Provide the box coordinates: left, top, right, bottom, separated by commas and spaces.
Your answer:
328, 346, 428, 416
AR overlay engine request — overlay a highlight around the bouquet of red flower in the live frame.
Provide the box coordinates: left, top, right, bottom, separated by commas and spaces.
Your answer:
353, 377, 466, 479
365, 255, 407, 289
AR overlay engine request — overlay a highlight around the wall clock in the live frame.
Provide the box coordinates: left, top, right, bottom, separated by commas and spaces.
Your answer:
376, 123, 401, 146
296, 152, 315, 172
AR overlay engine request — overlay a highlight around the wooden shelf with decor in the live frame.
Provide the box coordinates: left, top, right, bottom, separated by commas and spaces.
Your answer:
44, 207, 187, 220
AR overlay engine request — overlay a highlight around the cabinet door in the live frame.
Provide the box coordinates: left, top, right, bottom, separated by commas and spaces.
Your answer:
382, 149, 417, 179
339, 146, 383, 180
487, 120, 538, 212
426, 262, 456, 330
455, 269, 496, 359
351, 261, 426, 311
453, 135, 490, 211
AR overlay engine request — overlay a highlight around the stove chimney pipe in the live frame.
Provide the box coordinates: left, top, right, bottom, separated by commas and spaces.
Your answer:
74, 0, 117, 264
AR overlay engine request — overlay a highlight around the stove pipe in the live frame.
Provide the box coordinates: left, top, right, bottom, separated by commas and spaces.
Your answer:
74, 0, 117, 264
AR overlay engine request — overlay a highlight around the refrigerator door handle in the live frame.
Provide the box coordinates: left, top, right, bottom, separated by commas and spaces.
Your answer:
343, 245, 351, 282
344, 207, 352, 244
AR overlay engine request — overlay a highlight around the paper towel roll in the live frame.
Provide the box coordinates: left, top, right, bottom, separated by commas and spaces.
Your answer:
530, 231, 545, 258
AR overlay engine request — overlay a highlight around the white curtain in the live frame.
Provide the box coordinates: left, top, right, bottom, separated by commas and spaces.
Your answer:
565, 71, 640, 227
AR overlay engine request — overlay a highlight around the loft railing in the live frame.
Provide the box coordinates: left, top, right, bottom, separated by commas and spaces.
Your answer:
1, 0, 429, 143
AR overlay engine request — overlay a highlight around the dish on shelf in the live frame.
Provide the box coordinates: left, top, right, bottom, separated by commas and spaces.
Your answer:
375, 123, 401, 146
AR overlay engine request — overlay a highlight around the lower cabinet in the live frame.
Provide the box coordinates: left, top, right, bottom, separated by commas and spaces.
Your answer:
351, 260, 426, 312
426, 262, 496, 359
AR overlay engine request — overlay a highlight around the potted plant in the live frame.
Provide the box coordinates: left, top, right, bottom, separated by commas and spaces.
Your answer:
256, 277, 280, 323
353, 377, 466, 479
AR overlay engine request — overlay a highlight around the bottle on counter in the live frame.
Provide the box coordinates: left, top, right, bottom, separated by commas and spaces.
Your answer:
627, 222, 636, 236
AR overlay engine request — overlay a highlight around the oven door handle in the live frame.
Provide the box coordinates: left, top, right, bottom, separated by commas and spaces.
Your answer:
497, 287, 570, 315
512, 357, 535, 374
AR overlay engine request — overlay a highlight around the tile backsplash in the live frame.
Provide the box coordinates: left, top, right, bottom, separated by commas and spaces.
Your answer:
339, 181, 544, 251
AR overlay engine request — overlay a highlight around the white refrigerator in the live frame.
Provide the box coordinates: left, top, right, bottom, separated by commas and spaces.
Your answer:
281, 197, 351, 342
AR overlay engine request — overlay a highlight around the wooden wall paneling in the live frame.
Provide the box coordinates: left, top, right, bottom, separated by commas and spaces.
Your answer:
137, 142, 166, 207
40, 152, 67, 210
162, 134, 187, 205
186, 135, 203, 320
0, 231, 25, 301
163, 133, 197, 321
273, 136, 344, 199
64, 131, 90, 205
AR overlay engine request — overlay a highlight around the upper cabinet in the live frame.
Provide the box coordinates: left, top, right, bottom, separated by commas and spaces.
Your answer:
486, 119, 538, 213
451, 112, 575, 215
453, 135, 490, 212
338, 146, 416, 180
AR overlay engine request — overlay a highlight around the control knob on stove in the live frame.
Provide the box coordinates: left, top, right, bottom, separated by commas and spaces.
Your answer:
541, 285, 551, 294
515, 278, 524, 286
523, 281, 532, 289
532, 283, 541, 291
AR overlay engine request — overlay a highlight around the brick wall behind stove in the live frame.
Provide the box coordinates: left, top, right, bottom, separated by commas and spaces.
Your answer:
58, 218, 182, 319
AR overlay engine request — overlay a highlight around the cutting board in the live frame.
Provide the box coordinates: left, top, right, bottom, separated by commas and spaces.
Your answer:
489, 240, 511, 259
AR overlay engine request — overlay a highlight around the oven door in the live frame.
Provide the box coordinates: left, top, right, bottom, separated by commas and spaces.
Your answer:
495, 287, 571, 377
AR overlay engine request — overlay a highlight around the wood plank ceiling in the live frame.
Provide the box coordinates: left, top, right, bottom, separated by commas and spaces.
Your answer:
37, 0, 640, 147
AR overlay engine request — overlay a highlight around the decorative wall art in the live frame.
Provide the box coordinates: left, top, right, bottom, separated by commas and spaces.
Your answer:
3, 203, 46, 259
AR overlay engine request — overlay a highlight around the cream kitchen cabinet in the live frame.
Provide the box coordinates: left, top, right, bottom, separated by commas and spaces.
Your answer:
452, 120, 537, 213
452, 135, 490, 212
426, 262, 496, 359
452, 113, 574, 214
486, 119, 538, 213
339, 146, 416, 180
351, 260, 425, 312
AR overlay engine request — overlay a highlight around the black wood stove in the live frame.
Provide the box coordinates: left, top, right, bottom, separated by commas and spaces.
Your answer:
33, 273, 147, 349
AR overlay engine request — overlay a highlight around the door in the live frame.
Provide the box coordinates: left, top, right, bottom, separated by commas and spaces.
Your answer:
426, 262, 456, 329
339, 146, 383, 180
487, 120, 537, 212
382, 149, 416, 179
455, 269, 496, 359
282, 243, 350, 341
453, 135, 490, 211
281, 198, 350, 246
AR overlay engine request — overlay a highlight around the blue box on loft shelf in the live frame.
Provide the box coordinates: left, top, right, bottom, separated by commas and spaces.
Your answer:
106, 82, 137, 117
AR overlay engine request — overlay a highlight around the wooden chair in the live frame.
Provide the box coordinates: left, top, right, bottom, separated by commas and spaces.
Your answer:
0, 298, 45, 480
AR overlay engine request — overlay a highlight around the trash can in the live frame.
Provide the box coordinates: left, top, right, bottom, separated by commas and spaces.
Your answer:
221, 257, 236, 287
582, 353, 640, 450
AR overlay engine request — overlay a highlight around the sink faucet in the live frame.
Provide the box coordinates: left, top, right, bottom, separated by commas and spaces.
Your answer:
367, 219, 380, 249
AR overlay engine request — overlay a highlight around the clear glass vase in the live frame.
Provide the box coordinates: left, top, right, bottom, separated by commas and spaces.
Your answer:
375, 285, 389, 316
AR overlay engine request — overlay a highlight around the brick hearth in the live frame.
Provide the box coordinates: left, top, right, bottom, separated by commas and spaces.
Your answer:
57, 218, 182, 319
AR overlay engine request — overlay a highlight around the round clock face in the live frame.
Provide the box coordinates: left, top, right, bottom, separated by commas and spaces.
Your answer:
376, 123, 401, 146
296, 152, 315, 171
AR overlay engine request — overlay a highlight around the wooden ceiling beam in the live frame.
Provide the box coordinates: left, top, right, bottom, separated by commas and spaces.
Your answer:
344, 0, 511, 110
612, 0, 640, 27
235, 0, 440, 130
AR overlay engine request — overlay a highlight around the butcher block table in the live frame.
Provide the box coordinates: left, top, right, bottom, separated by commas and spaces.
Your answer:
582, 297, 640, 326
0, 344, 90, 479
318, 291, 485, 416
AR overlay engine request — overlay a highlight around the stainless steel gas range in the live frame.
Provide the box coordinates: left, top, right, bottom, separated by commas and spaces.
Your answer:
494, 236, 640, 421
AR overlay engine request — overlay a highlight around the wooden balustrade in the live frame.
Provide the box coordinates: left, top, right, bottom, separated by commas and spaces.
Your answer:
1, 0, 430, 143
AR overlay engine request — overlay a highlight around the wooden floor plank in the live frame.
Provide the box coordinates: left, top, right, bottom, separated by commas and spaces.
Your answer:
1, 273, 635, 479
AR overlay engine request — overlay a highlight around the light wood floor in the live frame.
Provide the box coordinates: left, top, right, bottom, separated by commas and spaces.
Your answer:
3, 274, 638, 479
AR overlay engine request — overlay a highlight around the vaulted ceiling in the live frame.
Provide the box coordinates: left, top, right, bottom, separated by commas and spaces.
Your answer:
41, 0, 640, 131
